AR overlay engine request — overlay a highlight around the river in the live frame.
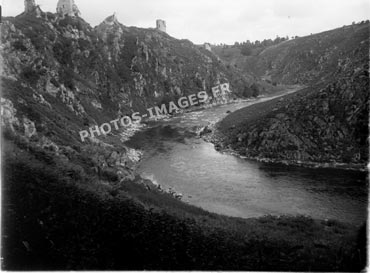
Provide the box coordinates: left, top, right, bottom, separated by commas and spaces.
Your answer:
125, 95, 368, 225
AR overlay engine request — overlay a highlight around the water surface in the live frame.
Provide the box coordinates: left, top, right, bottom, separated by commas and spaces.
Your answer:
126, 98, 368, 225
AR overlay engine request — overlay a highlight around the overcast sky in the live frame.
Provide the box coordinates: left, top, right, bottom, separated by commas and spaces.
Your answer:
2, 0, 369, 44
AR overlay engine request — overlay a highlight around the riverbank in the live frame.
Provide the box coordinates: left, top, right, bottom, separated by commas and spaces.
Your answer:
202, 125, 367, 172
201, 85, 368, 172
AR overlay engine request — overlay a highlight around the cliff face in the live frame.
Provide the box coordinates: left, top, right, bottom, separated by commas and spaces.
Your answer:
213, 26, 369, 167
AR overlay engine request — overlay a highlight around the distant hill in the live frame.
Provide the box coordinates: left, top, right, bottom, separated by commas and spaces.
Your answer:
213, 21, 369, 85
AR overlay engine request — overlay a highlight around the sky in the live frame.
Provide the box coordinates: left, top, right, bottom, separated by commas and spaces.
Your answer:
2, 0, 369, 44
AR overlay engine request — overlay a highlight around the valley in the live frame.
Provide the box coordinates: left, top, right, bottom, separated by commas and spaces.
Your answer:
1, 1, 368, 271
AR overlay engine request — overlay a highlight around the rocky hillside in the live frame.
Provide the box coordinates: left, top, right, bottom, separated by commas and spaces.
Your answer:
214, 21, 369, 86
210, 25, 369, 168
2, 11, 264, 126
1, 9, 268, 179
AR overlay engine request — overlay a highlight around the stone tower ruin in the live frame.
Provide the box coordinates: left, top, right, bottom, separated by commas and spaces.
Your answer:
156, 19, 166, 33
24, 0, 36, 13
57, 0, 80, 17
24, 0, 42, 17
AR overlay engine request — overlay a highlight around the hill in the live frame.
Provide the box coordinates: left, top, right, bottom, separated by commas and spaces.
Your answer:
213, 21, 369, 85
208, 22, 369, 168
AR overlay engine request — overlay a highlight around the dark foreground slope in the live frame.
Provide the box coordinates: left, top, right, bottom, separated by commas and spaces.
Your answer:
211, 23, 369, 168
2, 135, 366, 271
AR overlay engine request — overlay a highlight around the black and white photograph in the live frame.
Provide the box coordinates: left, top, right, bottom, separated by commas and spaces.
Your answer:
0, 0, 369, 271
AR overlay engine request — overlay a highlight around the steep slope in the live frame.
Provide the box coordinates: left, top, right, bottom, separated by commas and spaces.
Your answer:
2, 12, 263, 121
1, 10, 270, 174
209, 24, 369, 168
